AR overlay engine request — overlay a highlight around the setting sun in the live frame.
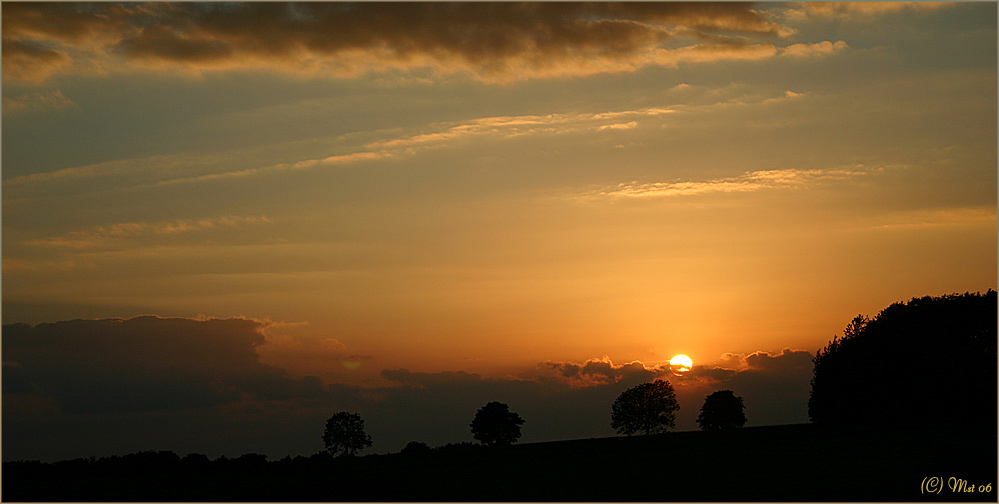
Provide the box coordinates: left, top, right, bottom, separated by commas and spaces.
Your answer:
669, 355, 693, 376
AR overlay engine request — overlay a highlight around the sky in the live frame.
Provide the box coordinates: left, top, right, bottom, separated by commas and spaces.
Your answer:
2, 1, 996, 462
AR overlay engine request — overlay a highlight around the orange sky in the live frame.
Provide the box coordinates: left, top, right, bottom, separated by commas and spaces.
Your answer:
2, 2, 996, 460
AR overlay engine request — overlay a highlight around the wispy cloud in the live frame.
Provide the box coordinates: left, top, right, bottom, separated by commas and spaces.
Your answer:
863, 207, 998, 232
155, 151, 393, 186
367, 107, 676, 150
1, 149, 393, 199
2, 89, 78, 115
581, 167, 868, 200
4, 93, 811, 198
6, 105, 677, 197
25, 215, 272, 249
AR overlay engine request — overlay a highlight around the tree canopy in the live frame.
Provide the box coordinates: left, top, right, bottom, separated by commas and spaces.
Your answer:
611, 379, 679, 436
808, 291, 997, 427
470, 401, 525, 446
322, 412, 373, 457
696, 390, 747, 431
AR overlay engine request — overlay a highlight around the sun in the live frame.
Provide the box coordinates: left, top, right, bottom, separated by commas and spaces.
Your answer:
669, 354, 693, 376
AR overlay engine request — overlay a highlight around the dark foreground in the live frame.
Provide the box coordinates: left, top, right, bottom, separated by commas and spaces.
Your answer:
4, 423, 995, 501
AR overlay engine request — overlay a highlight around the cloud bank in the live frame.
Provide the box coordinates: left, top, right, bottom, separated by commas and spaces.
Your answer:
2, 316, 306, 414
3, 2, 814, 85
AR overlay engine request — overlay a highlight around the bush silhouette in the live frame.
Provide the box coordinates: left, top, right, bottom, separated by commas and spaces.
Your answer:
470, 401, 524, 446
322, 411, 373, 457
808, 291, 997, 427
611, 379, 679, 435
696, 390, 746, 430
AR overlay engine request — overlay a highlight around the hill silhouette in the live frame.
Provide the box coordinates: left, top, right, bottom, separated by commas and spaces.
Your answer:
809, 290, 997, 427
4, 423, 994, 501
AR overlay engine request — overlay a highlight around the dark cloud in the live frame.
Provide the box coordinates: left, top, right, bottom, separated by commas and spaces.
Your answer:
744, 347, 814, 373
3, 2, 791, 84
2, 315, 358, 461
687, 364, 738, 382
2, 316, 304, 414
381, 368, 485, 388
537, 355, 669, 387
717, 348, 815, 425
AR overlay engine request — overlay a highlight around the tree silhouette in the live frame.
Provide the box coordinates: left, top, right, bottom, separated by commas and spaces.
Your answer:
470, 401, 524, 446
611, 379, 679, 435
322, 412, 373, 457
696, 390, 746, 430
809, 291, 997, 427
400, 441, 431, 456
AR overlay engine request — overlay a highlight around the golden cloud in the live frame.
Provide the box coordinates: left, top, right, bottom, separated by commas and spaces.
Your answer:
780, 40, 848, 58
588, 166, 869, 199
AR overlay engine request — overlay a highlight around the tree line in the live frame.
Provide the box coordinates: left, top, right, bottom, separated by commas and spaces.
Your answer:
323, 383, 747, 457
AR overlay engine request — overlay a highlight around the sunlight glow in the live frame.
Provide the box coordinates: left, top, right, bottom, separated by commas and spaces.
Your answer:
669, 354, 693, 376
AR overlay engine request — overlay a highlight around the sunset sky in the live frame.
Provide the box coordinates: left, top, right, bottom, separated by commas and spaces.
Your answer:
3, 2, 996, 462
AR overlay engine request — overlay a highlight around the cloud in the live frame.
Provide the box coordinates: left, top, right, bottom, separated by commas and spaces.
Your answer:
696, 348, 815, 426
3, 2, 795, 85
671, 42, 778, 64
794, 2, 954, 18
1, 316, 310, 415
170, 151, 392, 184
5, 105, 676, 199
2, 89, 79, 115
585, 166, 869, 200
599, 121, 639, 131
1, 41, 72, 84
382, 369, 490, 388
2, 148, 393, 200
256, 328, 377, 381
369, 107, 676, 150
24, 215, 272, 249
534, 355, 669, 388
780, 40, 848, 58
864, 206, 998, 231
744, 348, 815, 373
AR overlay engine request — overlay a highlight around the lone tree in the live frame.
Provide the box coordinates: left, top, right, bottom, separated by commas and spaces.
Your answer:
470, 401, 525, 446
696, 390, 747, 431
611, 379, 680, 436
322, 412, 373, 457
809, 291, 997, 427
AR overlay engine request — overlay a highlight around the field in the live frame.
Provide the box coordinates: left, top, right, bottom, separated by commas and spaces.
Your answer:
4, 423, 995, 501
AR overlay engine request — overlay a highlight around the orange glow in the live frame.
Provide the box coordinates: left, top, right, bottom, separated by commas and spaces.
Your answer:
669, 354, 693, 376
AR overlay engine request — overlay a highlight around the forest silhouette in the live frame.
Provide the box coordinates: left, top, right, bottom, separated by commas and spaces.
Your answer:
3, 291, 996, 501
